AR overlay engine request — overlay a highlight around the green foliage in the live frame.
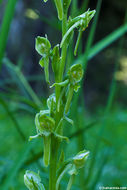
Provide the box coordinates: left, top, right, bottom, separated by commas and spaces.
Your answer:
0, 0, 17, 68
1, 0, 127, 190
24, 1, 95, 190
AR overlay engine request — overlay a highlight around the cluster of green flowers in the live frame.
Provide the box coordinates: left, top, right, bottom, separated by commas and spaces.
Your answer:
24, 0, 95, 189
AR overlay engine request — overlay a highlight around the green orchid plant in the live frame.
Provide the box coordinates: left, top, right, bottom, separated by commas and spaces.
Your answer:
24, 0, 95, 189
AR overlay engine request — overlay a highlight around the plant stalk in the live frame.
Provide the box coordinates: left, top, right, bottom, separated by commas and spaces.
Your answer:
49, 8, 68, 190
49, 134, 59, 190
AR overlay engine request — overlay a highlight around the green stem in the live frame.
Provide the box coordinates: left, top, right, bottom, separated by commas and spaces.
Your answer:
67, 174, 75, 190
55, 11, 67, 115
49, 6, 68, 190
59, 11, 68, 82
55, 10, 68, 124
74, 31, 82, 56
43, 136, 51, 167
49, 134, 59, 190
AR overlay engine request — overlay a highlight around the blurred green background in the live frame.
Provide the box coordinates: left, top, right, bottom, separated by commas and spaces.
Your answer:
0, 0, 127, 189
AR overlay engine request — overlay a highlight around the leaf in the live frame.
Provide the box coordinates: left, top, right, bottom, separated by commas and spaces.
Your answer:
54, 133, 69, 143
50, 79, 69, 88
51, 44, 60, 74
57, 150, 65, 170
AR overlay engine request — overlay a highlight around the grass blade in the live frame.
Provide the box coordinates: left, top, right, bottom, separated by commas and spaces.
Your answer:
0, 0, 17, 68
74, 24, 127, 66
85, 10, 127, 187
1, 141, 35, 190
88, 24, 127, 60
3, 58, 43, 108
0, 96, 26, 140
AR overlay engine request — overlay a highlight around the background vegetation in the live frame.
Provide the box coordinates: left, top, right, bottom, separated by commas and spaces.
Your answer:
0, 0, 127, 189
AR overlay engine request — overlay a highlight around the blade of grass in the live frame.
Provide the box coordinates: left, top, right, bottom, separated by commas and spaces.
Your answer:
74, 24, 127, 66
90, 150, 109, 189
1, 141, 35, 190
0, 91, 39, 113
3, 58, 43, 108
88, 24, 127, 60
85, 10, 127, 187
38, 12, 61, 31
70, 0, 78, 16
0, 0, 18, 68
0, 97, 43, 185
79, 0, 90, 14
69, 120, 98, 139
0, 74, 44, 86
0, 96, 26, 140
70, 2, 102, 188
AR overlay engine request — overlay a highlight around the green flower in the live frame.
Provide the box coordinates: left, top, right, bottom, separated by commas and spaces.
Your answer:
35, 112, 55, 136
73, 149, 90, 169
24, 170, 45, 190
68, 150, 90, 176
35, 36, 51, 83
35, 36, 51, 57
68, 63, 84, 86
60, 9, 96, 48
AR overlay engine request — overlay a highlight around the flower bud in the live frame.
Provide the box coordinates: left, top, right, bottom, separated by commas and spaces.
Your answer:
73, 150, 90, 169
